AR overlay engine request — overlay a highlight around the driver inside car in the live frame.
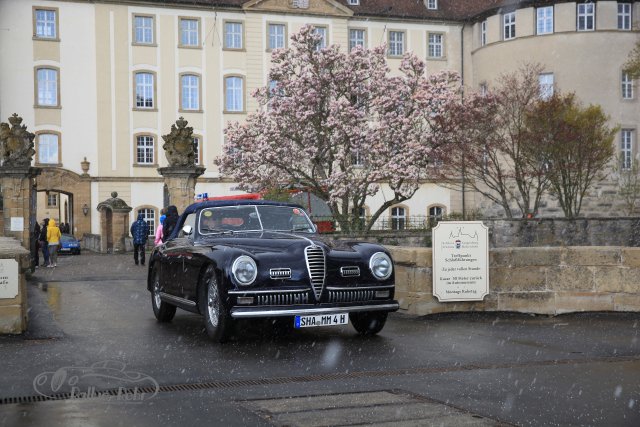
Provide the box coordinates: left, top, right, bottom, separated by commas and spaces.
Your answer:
201, 210, 221, 232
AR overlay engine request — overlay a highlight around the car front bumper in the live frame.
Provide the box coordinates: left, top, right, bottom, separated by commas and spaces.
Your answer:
230, 301, 399, 318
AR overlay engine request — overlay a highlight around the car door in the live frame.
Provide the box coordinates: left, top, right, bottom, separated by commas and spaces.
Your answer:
161, 213, 196, 296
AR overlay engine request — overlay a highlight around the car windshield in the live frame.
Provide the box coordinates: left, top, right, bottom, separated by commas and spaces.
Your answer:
60, 234, 76, 243
197, 205, 315, 235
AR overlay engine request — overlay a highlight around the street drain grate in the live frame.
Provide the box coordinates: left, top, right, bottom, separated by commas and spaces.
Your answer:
1, 355, 637, 406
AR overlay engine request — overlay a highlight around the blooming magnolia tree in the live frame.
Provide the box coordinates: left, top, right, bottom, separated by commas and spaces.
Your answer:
216, 25, 465, 232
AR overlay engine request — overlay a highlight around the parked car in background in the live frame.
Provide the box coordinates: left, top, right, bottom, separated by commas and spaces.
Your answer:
147, 199, 398, 342
59, 234, 81, 255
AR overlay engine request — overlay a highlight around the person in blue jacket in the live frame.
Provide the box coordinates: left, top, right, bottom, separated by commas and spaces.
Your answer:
130, 213, 150, 266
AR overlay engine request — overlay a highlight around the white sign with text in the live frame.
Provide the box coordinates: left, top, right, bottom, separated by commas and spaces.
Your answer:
0, 259, 19, 299
10, 217, 24, 232
432, 221, 489, 302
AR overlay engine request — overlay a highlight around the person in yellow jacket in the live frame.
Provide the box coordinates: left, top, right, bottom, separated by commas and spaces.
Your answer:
46, 219, 62, 268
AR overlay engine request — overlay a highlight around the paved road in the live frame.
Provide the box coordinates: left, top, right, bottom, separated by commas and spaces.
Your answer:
0, 253, 639, 426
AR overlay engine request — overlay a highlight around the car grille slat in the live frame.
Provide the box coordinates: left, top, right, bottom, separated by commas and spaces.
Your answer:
328, 289, 375, 303
256, 292, 309, 306
305, 246, 326, 300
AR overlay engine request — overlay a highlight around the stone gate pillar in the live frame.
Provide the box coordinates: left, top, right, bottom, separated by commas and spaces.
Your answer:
0, 114, 40, 250
96, 192, 132, 253
159, 117, 206, 212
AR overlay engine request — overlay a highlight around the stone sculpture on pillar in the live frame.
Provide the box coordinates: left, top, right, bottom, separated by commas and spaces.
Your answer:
158, 117, 205, 212
0, 114, 36, 168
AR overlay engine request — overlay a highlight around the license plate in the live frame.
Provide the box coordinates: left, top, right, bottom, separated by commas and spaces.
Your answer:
294, 313, 348, 328
60, 248, 70, 251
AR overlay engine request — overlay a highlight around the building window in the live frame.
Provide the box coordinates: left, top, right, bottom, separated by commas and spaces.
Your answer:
224, 21, 243, 49
348, 0, 359, 5
268, 24, 286, 50
193, 137, 202, 165
47, 193, 58, 208
428, 33, 443, 58
133, 15, 154, 44
539, 73, 554, 100
427, 0, 438, 10
503, 12, 516, 40
577, 3, 595, 31
391, 207, 406, 230
349, 29, 365, 51
225, 76, 244, 112
138, 208, 156, 236
312, 26, 327, 50
388, 31, 405, 57
428, 206, 444, 226
481, 20, 487, 46
136, 135, 155, 165
181, 74, 200, 111
135, 72, 154, 109
36, 68, 59, 107
480, 83, 488, 96
618, 3, 632, 30
37, 133, 59, 164
352, 150, 364, 167
34, 8, 57, 39
621, 129, 633, 170
537, 6, 554, 35
622, 72, 634, 100
180, 18, 199, 47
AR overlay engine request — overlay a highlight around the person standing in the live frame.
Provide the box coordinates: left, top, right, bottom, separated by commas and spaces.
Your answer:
32, 222, 41, 268
162, 205, 179, 242
130, 213, 150, 266
39, 218, 50, 268
154, 214, 166, 246
46, 219, 62, 268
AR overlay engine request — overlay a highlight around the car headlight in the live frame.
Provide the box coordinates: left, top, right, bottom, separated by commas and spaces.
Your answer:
232, 255, 257, 286
369, 252, 393, 280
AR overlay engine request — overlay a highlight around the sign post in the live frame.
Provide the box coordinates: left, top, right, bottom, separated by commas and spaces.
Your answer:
432, 221, 489, 302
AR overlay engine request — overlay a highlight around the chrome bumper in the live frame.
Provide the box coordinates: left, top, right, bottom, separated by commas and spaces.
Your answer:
230, 301, 399, 318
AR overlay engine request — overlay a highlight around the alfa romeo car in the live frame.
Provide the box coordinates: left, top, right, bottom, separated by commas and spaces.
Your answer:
147, 199, 398, 342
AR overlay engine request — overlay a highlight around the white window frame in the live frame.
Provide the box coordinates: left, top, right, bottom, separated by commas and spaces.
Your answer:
391, 207, 406, 230
35, 9, 57, 39
36, 68, 58, 106
138, 208, 156, 236
481, 20, 487, 46
268, 23, 286, 50
135, 72, 154, 109
622, 72, 634, 100
312, 26, 327, 50
134, 15, 154, 44
388, 31, 405, 57
349, 28, 365, 51
427, 0, 438, 10
537, 6, 554, 35
225, 76, 244, 112
180, 18, 199, 47
136, 135, 155, 165
37, 133, 59, 164
503, 12, 516, 40
47, 193, 58, 208
621, 129, 633, 170
347, 0, 359, 5
181, 74, 200, 110
428, 33, 443, 58
224, 21, 243, 49
577, 3, 595, 31
193, 137, 201, 165
618, 3, 632, 30
539, 73, 554, 100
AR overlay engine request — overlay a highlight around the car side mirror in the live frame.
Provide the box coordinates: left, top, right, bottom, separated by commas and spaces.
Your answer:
182, 225, 193, 236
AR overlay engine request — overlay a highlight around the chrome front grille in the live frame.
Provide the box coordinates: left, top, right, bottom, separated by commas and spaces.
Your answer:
256, 292, 309, 305
270, 268, 292, 279
328, 289, 375, 303
305, 245, 326, 300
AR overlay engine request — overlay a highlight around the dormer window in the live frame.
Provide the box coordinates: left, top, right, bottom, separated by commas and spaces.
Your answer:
348, 0, 359, 5
427, 0, 437, 10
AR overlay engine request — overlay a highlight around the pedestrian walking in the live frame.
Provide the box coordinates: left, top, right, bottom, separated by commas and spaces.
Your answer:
130, 213, 150, 266
162, 205, 179, 242
39, 218, 50, 268
154, 214, 166, 246
31, 222, 41, 268
46, 219, 62, 268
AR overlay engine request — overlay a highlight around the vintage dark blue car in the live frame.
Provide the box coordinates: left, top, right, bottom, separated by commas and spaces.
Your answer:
147, 199, 398, 342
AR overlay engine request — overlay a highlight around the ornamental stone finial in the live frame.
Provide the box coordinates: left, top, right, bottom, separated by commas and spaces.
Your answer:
162, 116, 196, 167
0, 114, 36, 167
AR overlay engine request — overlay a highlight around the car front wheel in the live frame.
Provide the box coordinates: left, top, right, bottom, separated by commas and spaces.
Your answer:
151, 265, 176, 322
199, 266, 232, 343
350, 312, 388, 336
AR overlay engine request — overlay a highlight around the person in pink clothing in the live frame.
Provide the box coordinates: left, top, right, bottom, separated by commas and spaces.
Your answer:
154, 214, 166, 246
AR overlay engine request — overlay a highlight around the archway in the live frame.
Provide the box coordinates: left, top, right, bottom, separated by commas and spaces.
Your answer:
35, 167, 91, 237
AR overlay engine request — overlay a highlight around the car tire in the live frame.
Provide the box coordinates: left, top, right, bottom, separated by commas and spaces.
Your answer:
151, 265, 176, 322
350, 312, 388, 336
199, 266, 232, 343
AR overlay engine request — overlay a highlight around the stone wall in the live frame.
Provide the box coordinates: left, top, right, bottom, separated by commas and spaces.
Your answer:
388, 246, 640, 316
0, 237, 31, 333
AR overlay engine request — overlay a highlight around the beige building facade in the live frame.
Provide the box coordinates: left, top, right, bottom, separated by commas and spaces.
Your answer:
0, 0, 638, 239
